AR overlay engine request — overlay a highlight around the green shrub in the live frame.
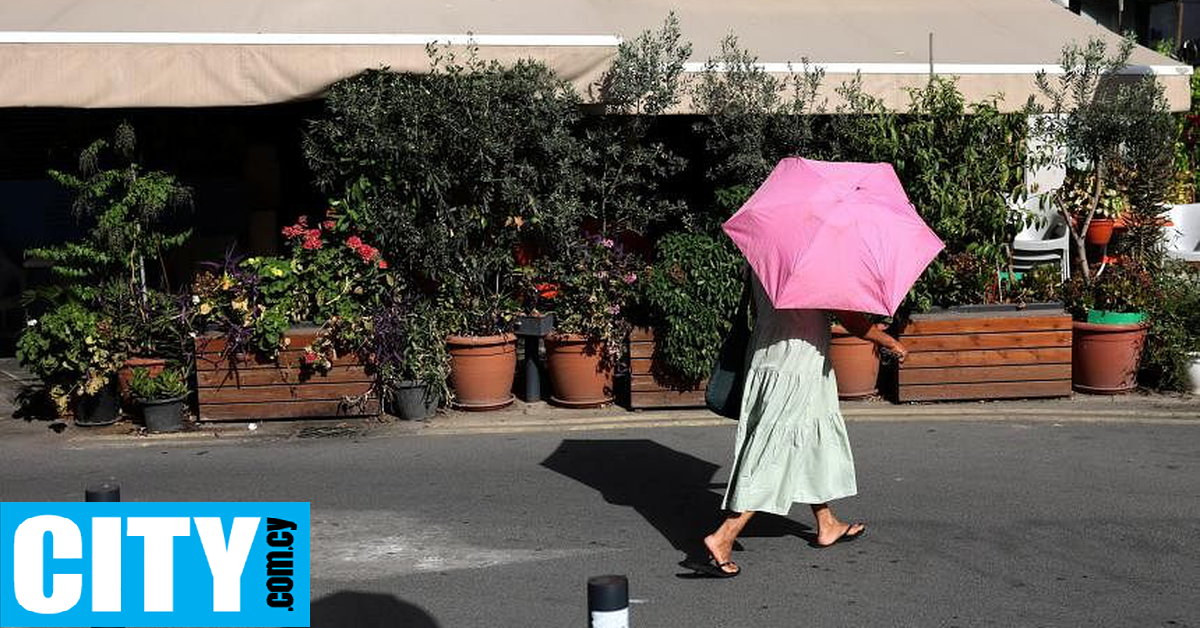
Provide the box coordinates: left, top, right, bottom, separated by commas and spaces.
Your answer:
641, 233, 743, 383
1141, 263, 1200, 391
304, 49, 584, 335
17, 303, 120, 413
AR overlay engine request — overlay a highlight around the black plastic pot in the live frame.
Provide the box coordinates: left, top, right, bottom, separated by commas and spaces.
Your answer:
385, 382, 439, 421
75, 385, 120, 427
141, 396, 186, 433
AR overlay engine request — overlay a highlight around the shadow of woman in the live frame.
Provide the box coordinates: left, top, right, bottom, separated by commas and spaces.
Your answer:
311, 590, 439, 628
541, 438, 812, 564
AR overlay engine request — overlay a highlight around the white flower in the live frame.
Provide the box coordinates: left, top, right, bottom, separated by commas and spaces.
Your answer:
188, 332, 198, 339
192, 295, 200, 305
26, 319, 37, 327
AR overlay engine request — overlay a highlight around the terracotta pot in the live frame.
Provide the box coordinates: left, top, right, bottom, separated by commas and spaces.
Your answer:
1085, 218, 1116, 246
447, 334, 517, 410
1072, 320, 1148, 394
117, 356, 167, 403
829, 324, 881, 399
545, 334, 614, 407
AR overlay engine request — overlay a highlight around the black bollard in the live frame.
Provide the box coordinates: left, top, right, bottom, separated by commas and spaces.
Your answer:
86, 482, 121, 628
85, 482, 121, 502
587, 575, 629, 628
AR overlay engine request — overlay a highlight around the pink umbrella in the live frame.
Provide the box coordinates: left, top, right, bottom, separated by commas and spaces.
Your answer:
723, 157, 944, 316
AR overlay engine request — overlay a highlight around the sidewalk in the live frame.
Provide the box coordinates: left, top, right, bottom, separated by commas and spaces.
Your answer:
1, 357, 1196, 447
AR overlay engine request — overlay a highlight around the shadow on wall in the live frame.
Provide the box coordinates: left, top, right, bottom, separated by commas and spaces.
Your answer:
541, 439, 813, 562
311, 591, 439, 628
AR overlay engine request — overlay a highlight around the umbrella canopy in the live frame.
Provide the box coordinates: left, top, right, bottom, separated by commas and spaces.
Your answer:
723, 157, 944, 316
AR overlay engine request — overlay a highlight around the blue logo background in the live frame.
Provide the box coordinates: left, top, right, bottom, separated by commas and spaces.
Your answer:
0, 502, 309, 627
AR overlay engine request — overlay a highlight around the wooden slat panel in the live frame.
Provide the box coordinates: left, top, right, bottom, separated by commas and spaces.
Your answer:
629, 357, 661, 376
903, 330, 1071, 352
902, 347, 1071, 368
629, 327, 654, 343
902, 313, 1071, 336
629, 389, 707, 408
630, 374, 707, 393
898, 380, 1071, 402
198, 382, 374, 404
195, 329, 324, 353
198, 366, 371, 388
196, 350, 365, 371
899, 364, 1070, 385
198, 399, 380, 421
628, 343, 656, 359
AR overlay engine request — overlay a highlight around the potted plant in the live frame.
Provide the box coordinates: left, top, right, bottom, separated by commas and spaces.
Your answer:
22, 123, 193, 405
16, 302, 122, 425
130, 366, 189, 433
190, 210, 387, 421
303, 48, 587, 412
1064, 263, 1153, 393
1028, 37, 1178, 394
829, 321, 886, 399
371, 296, 450, 420
537, 234, 640, 407
1058, 166, 1129, 247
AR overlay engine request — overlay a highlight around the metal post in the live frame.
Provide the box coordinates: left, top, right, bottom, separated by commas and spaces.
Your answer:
587, 575, 628, 628
85, 482, 120, 502
86, 482, 121, 628
521, 334, 542, 402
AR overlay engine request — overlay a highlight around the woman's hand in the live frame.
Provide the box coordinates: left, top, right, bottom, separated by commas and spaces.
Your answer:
833, 310, 907, 363
881, 338, 908, 363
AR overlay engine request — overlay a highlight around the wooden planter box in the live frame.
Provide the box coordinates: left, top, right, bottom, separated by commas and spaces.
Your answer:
626, 327, 707, 409
195, 326, 379, 422
894, 306, 1072, 402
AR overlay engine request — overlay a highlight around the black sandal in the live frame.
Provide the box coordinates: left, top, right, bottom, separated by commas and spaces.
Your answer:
682, 556, 741, 578
812, 523, 866, 548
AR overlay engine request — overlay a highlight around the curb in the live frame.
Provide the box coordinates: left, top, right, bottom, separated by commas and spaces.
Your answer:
54, 403, 1200, 446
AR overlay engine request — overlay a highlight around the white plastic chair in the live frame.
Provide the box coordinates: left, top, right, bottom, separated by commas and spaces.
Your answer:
1165, 203, 1200, 264
1011, 194, 1070, 280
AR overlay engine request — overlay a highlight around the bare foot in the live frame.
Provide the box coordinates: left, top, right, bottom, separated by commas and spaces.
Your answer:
702, 533, 740, 574
815, 521, 865, 547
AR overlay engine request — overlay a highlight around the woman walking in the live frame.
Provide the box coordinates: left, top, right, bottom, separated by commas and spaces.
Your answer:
694, 271, 907, 578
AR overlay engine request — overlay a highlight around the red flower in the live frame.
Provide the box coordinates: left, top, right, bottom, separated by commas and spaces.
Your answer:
378, 260, 388, 270
536, 282, 559, 300
303, 351, 318, 364
302, 229, 323, 250
346, 236, 363, 249
282, 215, 310, 239
322, 220, 335, 230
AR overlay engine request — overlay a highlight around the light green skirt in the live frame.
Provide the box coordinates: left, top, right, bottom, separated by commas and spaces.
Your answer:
721, 310, 857, 516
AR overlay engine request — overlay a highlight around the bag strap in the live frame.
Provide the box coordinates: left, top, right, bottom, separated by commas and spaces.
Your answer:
733, 266, 752, 327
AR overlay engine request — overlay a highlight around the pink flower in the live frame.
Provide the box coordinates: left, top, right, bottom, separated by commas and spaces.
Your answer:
624, 272, 637, 285
303, 352, 318, 364
346, 236, 363, 249
602, 238, 615, 249
607, 305, 621, 315
322, 220, 335, 230
378, 259, 388, 270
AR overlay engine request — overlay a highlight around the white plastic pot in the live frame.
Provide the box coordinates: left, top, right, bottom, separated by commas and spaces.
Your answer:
1188, 352, 1200, 395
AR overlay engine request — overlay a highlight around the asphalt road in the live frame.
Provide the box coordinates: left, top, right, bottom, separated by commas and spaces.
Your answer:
1, 420, 1197, 627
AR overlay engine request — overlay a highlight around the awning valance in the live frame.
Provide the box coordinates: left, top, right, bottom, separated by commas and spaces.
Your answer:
0, 0, 1190, 111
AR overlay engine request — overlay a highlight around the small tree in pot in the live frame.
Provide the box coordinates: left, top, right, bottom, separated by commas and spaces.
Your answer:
1029, 37, 1176, 393
23, 123, 192, 405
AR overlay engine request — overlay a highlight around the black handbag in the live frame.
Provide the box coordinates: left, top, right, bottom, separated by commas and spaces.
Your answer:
705, 271, 753, 419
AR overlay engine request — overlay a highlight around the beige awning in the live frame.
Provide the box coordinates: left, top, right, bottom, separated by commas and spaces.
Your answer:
0, 0, 1190, 111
